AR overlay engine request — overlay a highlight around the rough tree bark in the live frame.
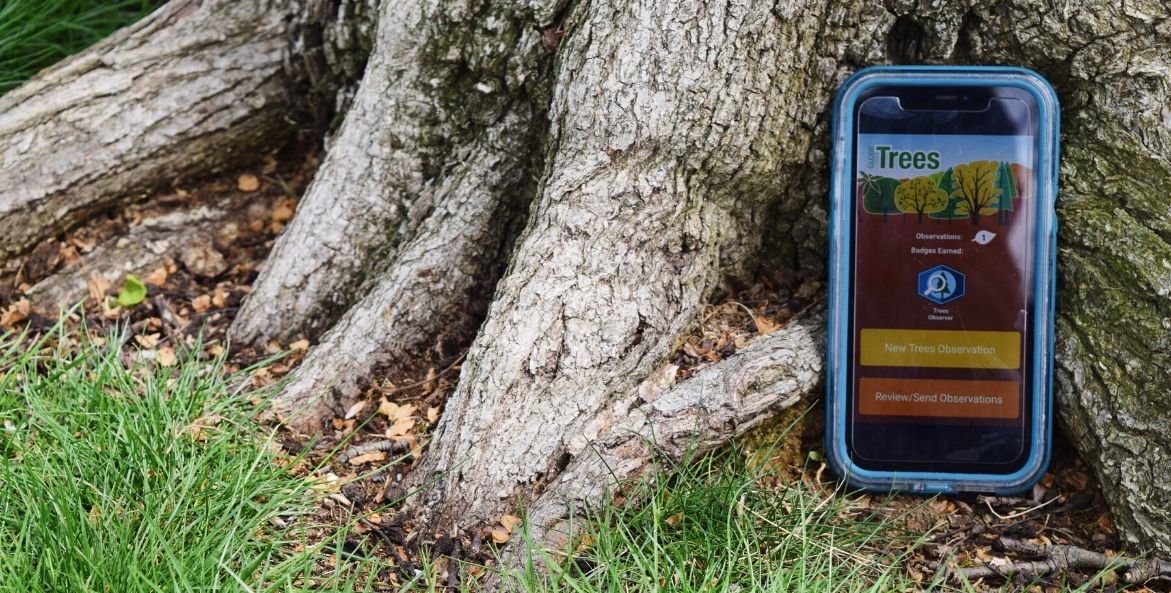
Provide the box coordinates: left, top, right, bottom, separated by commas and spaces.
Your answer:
236, 0, 566, 427
0, 0, 376, 261
231, 0, 565, 347
3, 0, 1171, 575
402, 0, 880, 536
502, 311, 824, 574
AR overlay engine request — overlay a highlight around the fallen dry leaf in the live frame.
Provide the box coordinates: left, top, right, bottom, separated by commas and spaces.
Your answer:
426, 406, 440, 423
290, 339, 310, 352
421, 367, 437, 393
385, 417, 415, 438
490, 528, 510, 544
70, 235, 97, 253
348, 450, 387, 466
755, 315, 782, 334
191, 294, 212, 312
211, 286, 229, 308
1066, 471, 1089, 491
378, 399, 416, 422
135, 333, 161, 349
251, 367, 272, 387
1096, 514, 1115, 534
143, 266, 169, 287
156, 347, 177, 367
86, 275, 112, 302
575, 533, 596, 554
238, 174, 261, 192
272, 202, 296, 223
500, 514, 521, 532
0, 298, 31, 327
344, 400, 368, 420
59, 244, 80, 264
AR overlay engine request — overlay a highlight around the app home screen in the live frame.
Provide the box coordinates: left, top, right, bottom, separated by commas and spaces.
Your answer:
850, 129, 1035, 461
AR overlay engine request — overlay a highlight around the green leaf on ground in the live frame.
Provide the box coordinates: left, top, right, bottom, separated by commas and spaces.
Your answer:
115, 273, 147, 307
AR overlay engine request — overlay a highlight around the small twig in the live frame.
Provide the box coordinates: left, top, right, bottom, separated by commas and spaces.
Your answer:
951, 537, 1171, 585
982, 494, 1060, 520
336, 439, 412, 465
468, 530, 484, 559
359, 515, 398, 555
151, 295, 184, 337
380, 352, 466, 397
446, 534, 462, 590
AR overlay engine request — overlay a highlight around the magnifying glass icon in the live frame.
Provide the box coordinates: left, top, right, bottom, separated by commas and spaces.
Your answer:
925, 271, 952, 297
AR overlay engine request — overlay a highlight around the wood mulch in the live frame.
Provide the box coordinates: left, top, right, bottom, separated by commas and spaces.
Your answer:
0, 152, 1167, 592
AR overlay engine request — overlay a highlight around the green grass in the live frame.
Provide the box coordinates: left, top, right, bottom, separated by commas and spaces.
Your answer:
0, 321, 926, 592
0, 328, 389, 592
500, 451, 921, 593
0, 0, 165, 95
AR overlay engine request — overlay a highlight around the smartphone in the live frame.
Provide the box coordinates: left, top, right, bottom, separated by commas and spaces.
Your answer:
825, 66, 1060, 494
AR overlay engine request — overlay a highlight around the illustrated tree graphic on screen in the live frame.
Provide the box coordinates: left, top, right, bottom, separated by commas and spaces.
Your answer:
895, 176, 948, 223
861, 173, 901, 223
995, 160, 1018, 225
952, 160, 1002, 224
929, 167, 965, 223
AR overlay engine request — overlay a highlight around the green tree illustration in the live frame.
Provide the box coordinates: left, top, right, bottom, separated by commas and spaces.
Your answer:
938, 166, 959, 197
995, 160, 1018, 225
929, 167, 966, 222
861, 175, 901, 222
895, 176, 948, 223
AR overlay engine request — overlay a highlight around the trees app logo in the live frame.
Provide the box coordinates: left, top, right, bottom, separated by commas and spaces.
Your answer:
918, 265, 965, 304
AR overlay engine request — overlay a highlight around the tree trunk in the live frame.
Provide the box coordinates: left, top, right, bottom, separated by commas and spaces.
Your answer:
401, 0, 879, 536
3, 0, 1171, 573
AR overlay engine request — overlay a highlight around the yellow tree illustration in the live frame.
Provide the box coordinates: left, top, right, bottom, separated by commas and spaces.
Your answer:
894, 176, 948, 223
952, 160, 1003, 224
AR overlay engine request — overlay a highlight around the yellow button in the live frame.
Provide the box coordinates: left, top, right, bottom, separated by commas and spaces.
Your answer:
859, 328, 1021, 369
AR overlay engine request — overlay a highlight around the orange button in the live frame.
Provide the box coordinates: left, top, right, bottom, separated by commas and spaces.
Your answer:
858, 377, 1020, 419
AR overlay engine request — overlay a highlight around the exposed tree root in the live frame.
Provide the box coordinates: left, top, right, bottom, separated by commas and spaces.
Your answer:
0, 0, 299, 260
446, 311, 823, 589
262, 112, 534, 431
231, 0, 565, 345
25, 191, 272, 312
400, 0, 880, 537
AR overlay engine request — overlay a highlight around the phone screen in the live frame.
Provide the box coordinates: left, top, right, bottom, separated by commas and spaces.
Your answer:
847, 86, 1039, 474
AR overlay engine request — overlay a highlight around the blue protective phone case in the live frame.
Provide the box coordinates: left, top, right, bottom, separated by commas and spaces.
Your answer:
825, 66, 1060, 494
